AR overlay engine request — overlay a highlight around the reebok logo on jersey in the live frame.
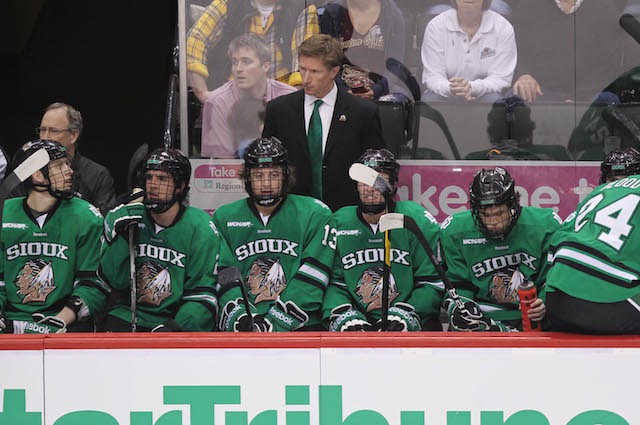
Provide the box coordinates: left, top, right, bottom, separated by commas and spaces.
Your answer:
235, 239, 298, 261
137, 244, 186, 268
342, 248, 410, 270
472, 252, 537, 278
228, 221, 253, 228
6, 242, 69, 261
3, 223, 27, 230
463, 238, 487, 245
337, 230, 360, 236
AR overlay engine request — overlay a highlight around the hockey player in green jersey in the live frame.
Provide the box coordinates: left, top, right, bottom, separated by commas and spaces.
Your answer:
547, 147, 640, 333
440, 167, 562, 331
100, 148, 219, 332
0, 140, 107, 333
324, 149, 444, 331
213, 137, 335, 332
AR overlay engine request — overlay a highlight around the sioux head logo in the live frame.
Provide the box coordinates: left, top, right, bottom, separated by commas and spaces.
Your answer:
15, 259, 55, 303
246, 257, 286, 304
137, 261, 172, 306
489, 267, 523, 304
356, 266, 398, 312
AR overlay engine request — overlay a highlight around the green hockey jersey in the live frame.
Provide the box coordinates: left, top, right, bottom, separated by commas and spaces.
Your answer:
323, 201, 444, 330
213, 195, 335, 331
547, 176, 640, 303
440, 206, 562, 323
101, 205, 219, 331
0, 197, 107, 322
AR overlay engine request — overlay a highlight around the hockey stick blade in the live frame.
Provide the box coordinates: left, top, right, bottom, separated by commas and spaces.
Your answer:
385, 58, 421, 102
348, 163, 394, 198
0, 148, 50, 248
127, 143, 150, 189
218, 267, 255, 331
379, 213, 406, 233
0, 148, 50, 200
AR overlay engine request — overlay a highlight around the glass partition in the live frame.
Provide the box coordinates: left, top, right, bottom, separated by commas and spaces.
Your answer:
179, 0, 640, 215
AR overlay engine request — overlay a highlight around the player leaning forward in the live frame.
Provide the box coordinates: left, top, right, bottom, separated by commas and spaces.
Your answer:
324, 149, 444, 331
100, 148, 219, 331
440, 167, 562, 331
546, 148, 640, 334
213, 137, 335, 332
0, 140, 107, 333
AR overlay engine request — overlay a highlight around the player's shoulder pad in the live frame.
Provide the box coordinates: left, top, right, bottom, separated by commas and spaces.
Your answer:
292, 194, 332, 218
439, 209, 469, 230
397, 200, 438, 226
521, 206, 563, 227
332, 205, 357, 223
185, 206, 220, 236
66, 197, 103, 222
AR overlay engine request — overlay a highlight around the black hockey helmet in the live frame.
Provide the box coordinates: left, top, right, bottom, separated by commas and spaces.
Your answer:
143, 148, 191, 213
243, 137, 289, 207
469, 167, 521, 240
12, 139, 74, 200
355, 148, 399, 214
599, 147, 640, 184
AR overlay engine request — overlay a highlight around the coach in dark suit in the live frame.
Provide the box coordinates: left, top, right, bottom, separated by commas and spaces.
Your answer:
262, 34, 383, 212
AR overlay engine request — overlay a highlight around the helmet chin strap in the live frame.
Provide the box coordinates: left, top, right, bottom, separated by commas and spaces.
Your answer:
145, 187, 181, 213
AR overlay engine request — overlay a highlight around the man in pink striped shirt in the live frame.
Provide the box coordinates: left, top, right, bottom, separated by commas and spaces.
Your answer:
201, 34, 296, 158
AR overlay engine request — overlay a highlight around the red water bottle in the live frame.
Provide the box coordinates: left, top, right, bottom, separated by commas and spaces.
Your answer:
518, 280, 541, 332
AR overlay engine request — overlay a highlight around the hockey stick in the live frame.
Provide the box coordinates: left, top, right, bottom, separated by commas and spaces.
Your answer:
349, 163, 394, 331
620, 13, 640, 46
126, 143, 149, 333
0, 148, 50, 241
385, 58, 422, 102
379, 213, 471, 316
385, 58, 461, 159
218, 267, 255, 331
601, 105, 640, 143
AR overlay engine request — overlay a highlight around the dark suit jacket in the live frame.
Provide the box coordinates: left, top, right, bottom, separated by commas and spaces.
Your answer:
262, 88, 384, 211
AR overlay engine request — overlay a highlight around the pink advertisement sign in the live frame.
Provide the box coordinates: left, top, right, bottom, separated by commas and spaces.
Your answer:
189, 160, 601, 221
397, 161, 601, 221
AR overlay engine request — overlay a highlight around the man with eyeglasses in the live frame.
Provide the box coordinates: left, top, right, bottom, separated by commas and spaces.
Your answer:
35, 102, 115, 214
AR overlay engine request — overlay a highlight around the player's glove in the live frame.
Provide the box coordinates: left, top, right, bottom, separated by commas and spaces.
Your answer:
328, 304, 374, 332
220, 298, 252, 332
104, 199, 146, 243
236, 314, 273, 332
24, 313, 67, 334
377, 303, 422, 332
151, 319, 183, 332
267, 299, 309, 331
445, 298, 504, 332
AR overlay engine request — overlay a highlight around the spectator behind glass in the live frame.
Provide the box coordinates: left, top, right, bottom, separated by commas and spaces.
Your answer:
421, 0, 516, 102
186, 0, 301, 103
510, 0, 636, 103
228, 98, 267, 158
290, 0, 406, 100
36, 103, 116, 214
201, 34, 296, 159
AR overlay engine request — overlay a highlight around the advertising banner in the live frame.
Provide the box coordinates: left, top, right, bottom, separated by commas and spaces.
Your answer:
1, 341, 638, 425
189, 160, 600, 221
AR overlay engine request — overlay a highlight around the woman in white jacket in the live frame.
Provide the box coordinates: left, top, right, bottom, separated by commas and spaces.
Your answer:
421, 0, 516, 102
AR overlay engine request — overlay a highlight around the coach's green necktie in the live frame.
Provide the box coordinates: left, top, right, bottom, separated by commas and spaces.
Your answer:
308, 99, 323, 200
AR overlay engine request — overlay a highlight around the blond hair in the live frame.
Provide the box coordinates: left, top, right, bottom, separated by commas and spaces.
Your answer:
298, 34, 343, 70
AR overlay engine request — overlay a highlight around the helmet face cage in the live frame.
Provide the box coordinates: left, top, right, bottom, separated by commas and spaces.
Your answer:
355, 148, 400, 214
469, 167, 521, 240
599, 147, 640, 184
14, 139, 75, 200
143, 148, 191, 213
243, 137, 289, 207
